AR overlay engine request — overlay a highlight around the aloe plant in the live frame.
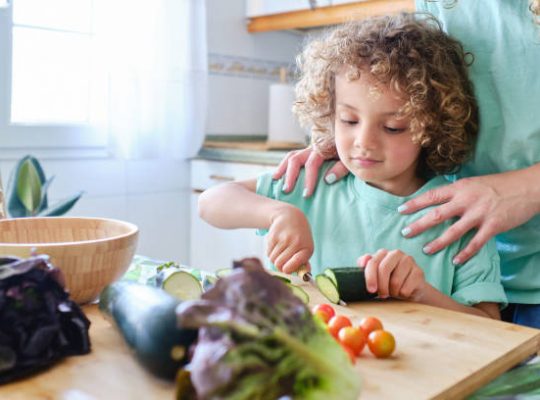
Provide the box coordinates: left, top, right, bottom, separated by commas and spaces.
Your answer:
5, 155, 83, 218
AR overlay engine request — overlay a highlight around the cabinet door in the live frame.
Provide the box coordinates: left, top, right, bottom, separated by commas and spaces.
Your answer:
246, 0, 332, 18
190, 191, 267, 271
190, 159, 275, 271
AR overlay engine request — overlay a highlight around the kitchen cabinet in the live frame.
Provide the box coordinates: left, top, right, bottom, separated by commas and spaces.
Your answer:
190, 159, 276, 271
246, 0, 331, 18
246, 0, 415, 32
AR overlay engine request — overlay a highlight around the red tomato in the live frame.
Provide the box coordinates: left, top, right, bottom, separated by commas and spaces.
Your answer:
367, 329, 396, 358
340, 343, 357, 364
327, 315, 352, 338
311, 304, 335, 324
338, 326, 367, 356
359, 316, 383, 336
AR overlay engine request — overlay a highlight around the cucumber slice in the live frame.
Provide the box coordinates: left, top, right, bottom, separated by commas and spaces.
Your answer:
202, 274, 218, 291
273, 275, 292, 284
315, 274, 340, 304
323, 269, 337, 286
216, 268, 233, 278
161, 270, 203, 301
287, 283, 310, 304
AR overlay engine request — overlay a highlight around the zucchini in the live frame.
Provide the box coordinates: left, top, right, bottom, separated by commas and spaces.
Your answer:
318, 268, 376, 303
99, 282, 198, 380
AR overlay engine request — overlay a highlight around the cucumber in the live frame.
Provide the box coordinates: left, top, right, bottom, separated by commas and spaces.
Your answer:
287, 283, 310, 304
322, 267, 377, 302
99, 282, 198, 380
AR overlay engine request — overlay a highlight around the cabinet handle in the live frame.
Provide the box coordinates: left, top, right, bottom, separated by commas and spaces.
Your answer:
209, 174, 235, 182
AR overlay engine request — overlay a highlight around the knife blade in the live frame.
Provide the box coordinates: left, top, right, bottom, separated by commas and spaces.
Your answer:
298, 266, 347, 306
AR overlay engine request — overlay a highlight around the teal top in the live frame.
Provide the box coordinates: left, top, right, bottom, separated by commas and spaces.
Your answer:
257, 164, 507, 307
416, 0, 540, 303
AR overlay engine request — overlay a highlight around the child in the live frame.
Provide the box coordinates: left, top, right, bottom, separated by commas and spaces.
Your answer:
198, 13, 506, 319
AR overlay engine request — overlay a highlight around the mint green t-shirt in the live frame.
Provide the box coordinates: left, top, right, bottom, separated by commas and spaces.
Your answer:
416, 0, 540, 303
256, 164, 507, 307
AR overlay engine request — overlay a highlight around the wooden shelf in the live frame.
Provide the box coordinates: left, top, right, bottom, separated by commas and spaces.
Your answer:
247, 0, 415, 33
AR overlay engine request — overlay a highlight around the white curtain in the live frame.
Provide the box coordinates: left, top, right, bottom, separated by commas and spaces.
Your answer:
92, 0, 207, 159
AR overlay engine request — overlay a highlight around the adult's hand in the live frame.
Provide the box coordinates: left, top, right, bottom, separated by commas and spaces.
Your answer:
399, 166, 540, 264
272, 147, 349, 197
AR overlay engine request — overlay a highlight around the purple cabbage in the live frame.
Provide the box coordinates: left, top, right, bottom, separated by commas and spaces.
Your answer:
0, 256, 91, 384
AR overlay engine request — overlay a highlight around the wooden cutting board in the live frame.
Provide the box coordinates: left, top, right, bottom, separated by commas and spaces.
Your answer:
299, 280, 540, 400
0, 286, 539, 400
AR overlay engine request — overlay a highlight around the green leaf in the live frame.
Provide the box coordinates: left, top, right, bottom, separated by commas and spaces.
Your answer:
37, 176, 55, 213
16, 159, 42, 214
38, 191, 84, 216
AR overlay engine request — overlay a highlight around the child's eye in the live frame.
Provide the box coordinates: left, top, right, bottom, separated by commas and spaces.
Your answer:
340, 119, 358, 126
384, 126, 406, 134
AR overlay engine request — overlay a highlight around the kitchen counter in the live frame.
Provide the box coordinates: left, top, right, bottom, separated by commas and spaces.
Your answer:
196, 135, 305, 165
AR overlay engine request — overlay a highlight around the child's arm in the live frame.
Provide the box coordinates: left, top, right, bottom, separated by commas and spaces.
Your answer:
360, 250, 500, 319
198, 179, 314, 273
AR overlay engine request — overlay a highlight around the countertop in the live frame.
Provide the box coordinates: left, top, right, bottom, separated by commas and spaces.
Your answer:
1, 291, 539, 399
196, 135, 305, 165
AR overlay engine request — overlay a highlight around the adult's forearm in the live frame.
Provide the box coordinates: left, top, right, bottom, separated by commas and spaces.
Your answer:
198, 182, 292, 230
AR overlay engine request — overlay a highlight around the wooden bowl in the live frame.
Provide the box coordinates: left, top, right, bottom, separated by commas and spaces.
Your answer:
0, 217, 139, 304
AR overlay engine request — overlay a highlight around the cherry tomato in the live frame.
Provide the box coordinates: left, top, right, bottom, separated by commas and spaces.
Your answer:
338, 326, 367, 356
367, 329, 396, 358
311, 303, 335, 324
327, 315, 352, 338
359, 316, 383, 336
340, 343, 357, 364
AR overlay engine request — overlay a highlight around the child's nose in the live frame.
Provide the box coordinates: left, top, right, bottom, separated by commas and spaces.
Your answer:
353, 123, 377, 149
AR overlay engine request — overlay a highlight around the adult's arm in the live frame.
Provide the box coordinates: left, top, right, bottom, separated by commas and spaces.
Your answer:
272, 147, 349, 197
399, 164, 540, 264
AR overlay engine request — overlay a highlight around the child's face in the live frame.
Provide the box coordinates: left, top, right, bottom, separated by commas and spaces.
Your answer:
334, 70, 423, 196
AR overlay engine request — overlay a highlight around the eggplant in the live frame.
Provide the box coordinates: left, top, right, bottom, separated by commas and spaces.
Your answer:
99, 282, 197, 380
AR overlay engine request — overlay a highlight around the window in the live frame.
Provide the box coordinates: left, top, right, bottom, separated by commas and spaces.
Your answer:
0, 0, 107, 154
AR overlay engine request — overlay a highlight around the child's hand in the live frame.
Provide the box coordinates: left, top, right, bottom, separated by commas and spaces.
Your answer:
358, 249, 427, 301
267, 206, 314, 274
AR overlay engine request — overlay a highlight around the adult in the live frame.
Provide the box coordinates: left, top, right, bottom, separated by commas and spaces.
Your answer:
274, 0, 540, 327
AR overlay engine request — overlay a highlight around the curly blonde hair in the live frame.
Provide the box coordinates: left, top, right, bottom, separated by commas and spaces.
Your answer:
293, 13, 478, 177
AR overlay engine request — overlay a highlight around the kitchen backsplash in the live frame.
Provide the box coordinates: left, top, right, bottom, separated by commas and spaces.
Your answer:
208, 53, 295, 81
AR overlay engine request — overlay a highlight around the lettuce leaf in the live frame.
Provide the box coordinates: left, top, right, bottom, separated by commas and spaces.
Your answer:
176, 260, 361, 400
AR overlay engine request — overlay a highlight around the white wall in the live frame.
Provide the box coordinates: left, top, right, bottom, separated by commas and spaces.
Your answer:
206, 0, 303, 136
0, 0, 301, 264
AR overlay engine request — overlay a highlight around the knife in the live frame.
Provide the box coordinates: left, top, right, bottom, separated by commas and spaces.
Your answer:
298, 266, 348, 306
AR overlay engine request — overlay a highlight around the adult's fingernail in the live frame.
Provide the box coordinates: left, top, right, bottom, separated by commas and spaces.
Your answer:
397, 204, 408, 213
401, 227, 411, 237
452, 257, 461, 265
423, 245, 432, 254
325, 173, 337, 184
302, 188, 309, 198
282, 183, 288, 192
